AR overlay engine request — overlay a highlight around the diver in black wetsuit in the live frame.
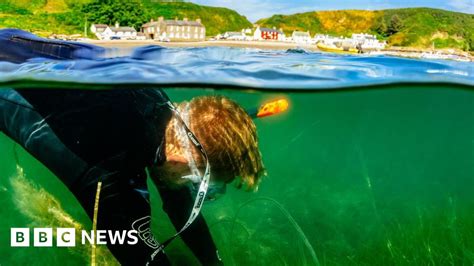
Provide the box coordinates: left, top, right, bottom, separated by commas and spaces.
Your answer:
0, 29, 265, 265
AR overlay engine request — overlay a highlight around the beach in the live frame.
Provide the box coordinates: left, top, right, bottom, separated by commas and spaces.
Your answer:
84, 39, 474, 62
85, 39, 319, 51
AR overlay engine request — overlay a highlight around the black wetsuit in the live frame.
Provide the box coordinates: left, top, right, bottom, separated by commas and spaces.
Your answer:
0, 29, 222, 265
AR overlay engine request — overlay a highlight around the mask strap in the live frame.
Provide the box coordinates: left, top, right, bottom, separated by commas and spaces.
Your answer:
175, 102, 201, 179
149, 101, 211, 261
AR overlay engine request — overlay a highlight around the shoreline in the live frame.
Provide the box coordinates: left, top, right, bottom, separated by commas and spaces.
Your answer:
84, 40, 474, 62
86, 39, 319, 51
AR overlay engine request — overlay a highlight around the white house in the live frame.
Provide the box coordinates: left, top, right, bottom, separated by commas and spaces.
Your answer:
223, 31, 246, 40
110, 22, 137, 39
313, 34, 330, 43
90, 24, 108, 34
351, 33, 386, 49
314, 34, 345, 45
90, 24, 109, 40
291, 31, 312, 43
90, 23, 137, 40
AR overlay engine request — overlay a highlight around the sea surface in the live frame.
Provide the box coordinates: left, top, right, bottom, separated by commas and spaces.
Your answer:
0, 46, 473, 89
0, 47, 473, 265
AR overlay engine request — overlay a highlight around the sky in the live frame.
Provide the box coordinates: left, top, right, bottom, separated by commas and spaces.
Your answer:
191, 0, 474, 22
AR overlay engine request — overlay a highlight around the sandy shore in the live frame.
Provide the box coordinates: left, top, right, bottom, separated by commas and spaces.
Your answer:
86, 39, 319, 51
84, 39, 474, 61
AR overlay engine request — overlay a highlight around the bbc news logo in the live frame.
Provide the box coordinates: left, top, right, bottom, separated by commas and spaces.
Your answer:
11, 228, 138, 247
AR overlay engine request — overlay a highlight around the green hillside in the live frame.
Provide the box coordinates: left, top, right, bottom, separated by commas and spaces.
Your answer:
257, 8, 474, 51
0, 1, 82, 35
0, 0, 252, 37
142, 1, 253, 36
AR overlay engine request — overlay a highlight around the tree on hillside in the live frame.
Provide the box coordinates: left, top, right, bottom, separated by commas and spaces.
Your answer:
388, 15, 403, 35
466, 33, 474, 51
374, 19, 388, 37
81, 0, 150, 29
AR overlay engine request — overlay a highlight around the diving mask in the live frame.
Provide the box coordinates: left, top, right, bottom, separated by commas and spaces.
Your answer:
182, 174, 227, 201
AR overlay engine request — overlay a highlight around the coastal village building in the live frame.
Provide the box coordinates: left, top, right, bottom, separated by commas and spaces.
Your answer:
351, 33, 386, 49
141, 17, 206, 41
90, 23, 137, 40
242, 28, 252, 34
222, 31, 247, 40
314, 34, 344, 46
314, 34, 332, 43
253, 27, 285, 41
136, 32, 146, 41
90, 24, 108, 37
292, 31, 312, 43
314, 33, 386, 50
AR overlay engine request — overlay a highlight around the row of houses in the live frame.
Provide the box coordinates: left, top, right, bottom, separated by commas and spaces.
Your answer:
218, 27, 386, 49
91, 17, 205, 41
217, 27, 285, 41
90, 18, 386, 50
315, 33, 387, 50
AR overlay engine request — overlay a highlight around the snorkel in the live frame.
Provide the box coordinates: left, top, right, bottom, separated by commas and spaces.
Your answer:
248, 98, 289, 119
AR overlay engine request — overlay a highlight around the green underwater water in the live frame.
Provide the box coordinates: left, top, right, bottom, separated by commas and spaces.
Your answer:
0, 84, 473, 265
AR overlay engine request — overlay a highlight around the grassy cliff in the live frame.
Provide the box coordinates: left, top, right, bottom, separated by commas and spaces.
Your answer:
257, 8, 474, 51
0, 1, 83, 35
0, 0, 252, 37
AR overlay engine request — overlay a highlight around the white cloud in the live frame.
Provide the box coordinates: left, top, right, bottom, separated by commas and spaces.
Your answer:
448, 0, 474, 13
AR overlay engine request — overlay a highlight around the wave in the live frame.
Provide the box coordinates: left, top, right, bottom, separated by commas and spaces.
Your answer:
0, 46, 472, 90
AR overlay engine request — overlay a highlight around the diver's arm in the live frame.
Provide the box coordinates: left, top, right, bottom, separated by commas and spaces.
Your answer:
157, 185, 223, 265
0, 89, 88, 186
0, 29, 104, 63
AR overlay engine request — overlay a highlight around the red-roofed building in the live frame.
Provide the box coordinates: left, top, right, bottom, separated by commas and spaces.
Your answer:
254, 26, 285, 41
